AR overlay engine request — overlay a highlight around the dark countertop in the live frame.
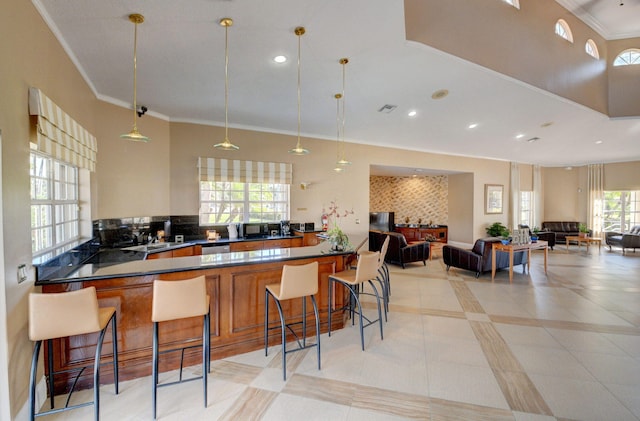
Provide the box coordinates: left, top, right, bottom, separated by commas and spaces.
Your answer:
35, 243, 349, 285
191, 234, 303, 247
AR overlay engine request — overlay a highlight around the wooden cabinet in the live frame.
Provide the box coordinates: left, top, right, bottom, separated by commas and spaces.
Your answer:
263, 238, 292, 249
395, 226, 448, 243
230, 240, 265, 252
146, 245, 197, 259
230, 238, 300, 252
292, 229, 321, 246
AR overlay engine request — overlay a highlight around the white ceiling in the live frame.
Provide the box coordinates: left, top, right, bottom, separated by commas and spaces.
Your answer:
33, 0, 640, 173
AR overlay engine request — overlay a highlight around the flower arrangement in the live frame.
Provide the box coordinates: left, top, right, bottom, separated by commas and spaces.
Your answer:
323, 201, 354, 251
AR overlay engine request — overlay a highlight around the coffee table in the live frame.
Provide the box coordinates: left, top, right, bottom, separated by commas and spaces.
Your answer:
565, 235, 601, 252
491, 240, 548, 282
429, 241, 445, 260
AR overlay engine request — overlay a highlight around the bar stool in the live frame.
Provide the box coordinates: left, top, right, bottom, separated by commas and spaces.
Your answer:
264, 261, 320, 381
28, 286, 119, 421
375, 235, 391, 320
152, 276, 210, 419
328, 251, 383, 350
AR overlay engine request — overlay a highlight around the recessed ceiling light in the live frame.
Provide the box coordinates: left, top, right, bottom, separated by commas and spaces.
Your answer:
468, 123, 478, 129
595, 140, 603, 144
565, 166, 573, 170
431, 89, 449, 100
516, 134, 525, 139
527, 137, 540, 143
273, 55, 287, 63
408, 110, 417, 117
540, 121, 553, 128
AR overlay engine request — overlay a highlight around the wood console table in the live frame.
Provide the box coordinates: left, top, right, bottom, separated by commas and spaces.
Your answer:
491, 240, 548, 282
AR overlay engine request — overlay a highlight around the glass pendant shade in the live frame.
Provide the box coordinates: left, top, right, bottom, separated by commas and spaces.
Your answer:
214, 17, 240, 151
120, 14, 149, 142
288, 27, 310, 155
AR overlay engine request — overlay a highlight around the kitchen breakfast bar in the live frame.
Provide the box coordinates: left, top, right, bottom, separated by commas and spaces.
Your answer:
35, 243, 353, 394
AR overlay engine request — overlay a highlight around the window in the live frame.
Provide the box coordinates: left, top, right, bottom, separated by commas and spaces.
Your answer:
613, 48, 640, 66
199, 181, 289, 225
602, 191, 640, 232
503, 0, 520, 9
30, 152, 79, 255
585, 39, 599, 59
520, 191, 532, 227
555, 19, 573, 43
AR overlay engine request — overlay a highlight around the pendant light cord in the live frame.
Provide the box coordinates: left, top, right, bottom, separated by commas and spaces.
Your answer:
296, 29, 302, 149
132, 18, 139, 130
225, 22, 229, 142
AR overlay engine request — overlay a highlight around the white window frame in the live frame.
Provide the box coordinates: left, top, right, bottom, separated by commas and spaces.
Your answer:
31, 151, 80, 257
602, 191, 640, 232
199, 181, 290, 226
613, 48, 640, 66
520, 191, 533, 227
585, 39, 599, 59
555, 19, 573, 43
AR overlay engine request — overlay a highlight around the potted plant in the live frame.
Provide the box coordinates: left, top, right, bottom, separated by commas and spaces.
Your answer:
579, 223, 589, 238
530, 226, 540, 242
486, 222, 509, 238
323, 200, 354, 251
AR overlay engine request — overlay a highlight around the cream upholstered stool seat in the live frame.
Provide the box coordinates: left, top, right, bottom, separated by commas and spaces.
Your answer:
28, 286, 119, 421
264, 261, 320, 380
152, 276, 210, 420
328, 251, 384, 350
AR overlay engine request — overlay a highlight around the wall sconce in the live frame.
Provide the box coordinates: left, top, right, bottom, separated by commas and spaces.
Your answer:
300, 182, 311, 190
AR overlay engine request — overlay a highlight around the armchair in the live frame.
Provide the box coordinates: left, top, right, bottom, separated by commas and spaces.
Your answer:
369, 230, 429, 268
443, 237, 527, 278
605, 225, 640, 255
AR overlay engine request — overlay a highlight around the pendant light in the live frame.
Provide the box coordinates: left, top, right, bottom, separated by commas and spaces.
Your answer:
333, 93, 344, 173
336, 58, 352, 167
120, 13, 149, 142
288, 27, 310, 155
214, 18, 240, 150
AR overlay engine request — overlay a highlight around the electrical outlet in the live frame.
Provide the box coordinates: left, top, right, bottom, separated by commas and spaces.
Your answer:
18, 264, 28, 284
355, 218, 360, 224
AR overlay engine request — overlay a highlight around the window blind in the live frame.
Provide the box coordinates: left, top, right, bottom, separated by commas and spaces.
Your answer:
198, 157, 292, 184
29, 88, 98, 172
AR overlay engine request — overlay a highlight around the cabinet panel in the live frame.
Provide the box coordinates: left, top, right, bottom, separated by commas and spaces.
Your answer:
230, 241, 264, 252
173, 246, 195, 257
263, 239, 291, 249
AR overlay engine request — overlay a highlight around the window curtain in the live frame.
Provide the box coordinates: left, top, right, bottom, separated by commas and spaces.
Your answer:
588, 164, 604, 238
28, 88, 97, 172
198, 157, 292, 184
532, 165, 542, 229
510, 162, 520, 230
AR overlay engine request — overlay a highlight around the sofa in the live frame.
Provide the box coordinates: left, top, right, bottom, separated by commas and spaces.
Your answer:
605, 225, 640, 255
519, 224, 556, 250
541, 221, 590, 243
369, 230, 429, 268
442, 237, 528, 278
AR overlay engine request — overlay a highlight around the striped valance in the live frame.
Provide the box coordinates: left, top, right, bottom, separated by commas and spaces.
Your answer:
29, 88, 98, 172
198, 157, 292, 184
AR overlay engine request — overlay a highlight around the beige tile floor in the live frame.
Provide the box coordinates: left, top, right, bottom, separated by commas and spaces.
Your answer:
40, 245, 640, 420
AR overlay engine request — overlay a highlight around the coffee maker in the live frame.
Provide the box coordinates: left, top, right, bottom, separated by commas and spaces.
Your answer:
280, 220, 291, 236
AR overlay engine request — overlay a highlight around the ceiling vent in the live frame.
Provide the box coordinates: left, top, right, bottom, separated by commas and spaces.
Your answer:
378, 104, 397, 113
527, 137, 540, 143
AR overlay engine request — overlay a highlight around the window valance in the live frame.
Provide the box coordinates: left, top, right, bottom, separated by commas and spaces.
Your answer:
198, 157, 292, 184
29, 88, 98, 172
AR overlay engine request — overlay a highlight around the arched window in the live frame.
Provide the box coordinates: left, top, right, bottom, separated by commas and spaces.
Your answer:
585, 39, 599, 59
555, 19, 573, 43
503, 0, 520, 9
614, 49, 640, 66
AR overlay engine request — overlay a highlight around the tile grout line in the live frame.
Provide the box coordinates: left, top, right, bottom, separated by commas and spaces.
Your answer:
449, 279, 554, 416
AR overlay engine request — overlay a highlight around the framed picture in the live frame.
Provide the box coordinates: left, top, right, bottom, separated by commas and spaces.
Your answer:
485, 184, 503, 214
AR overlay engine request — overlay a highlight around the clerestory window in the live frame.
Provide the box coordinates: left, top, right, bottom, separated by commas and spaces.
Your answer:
585, 39, 599, 59
555, 19, 573, 43
613, 48, 640, 66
